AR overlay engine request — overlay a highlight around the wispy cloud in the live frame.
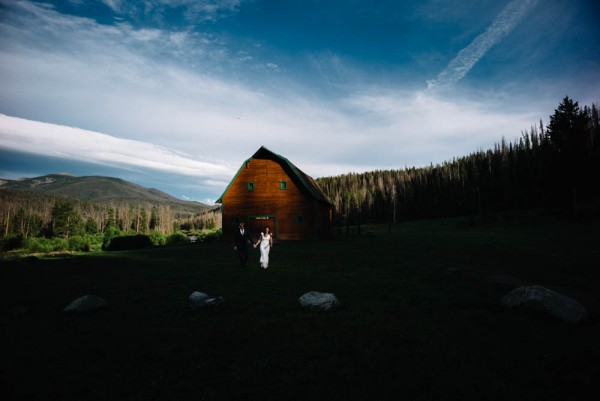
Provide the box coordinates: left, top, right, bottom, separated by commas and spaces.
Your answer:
98, 0, 245, 24
340, 89, 539, 169
427, 0, 539, 90
0, 114, 235, 182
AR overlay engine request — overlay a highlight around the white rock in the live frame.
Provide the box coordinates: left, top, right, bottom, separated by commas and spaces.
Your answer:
63, 295, 107, 313
501, 285, 589, 323
203, 297, 225, 307
298, 291, 340, 311
189, 291, 211, 310
189, 291, 210, 302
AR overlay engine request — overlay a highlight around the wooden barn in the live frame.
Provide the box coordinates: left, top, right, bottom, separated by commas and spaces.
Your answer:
216, 146, 333, 241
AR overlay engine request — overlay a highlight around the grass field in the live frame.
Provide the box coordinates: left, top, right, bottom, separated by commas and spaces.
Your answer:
2, 213, 599, 400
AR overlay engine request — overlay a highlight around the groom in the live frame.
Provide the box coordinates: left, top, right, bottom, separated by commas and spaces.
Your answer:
234, 222, 253, 269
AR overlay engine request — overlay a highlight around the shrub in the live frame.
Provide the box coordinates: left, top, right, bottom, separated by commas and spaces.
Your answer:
68, 235, 90, 252
198, 228, 222, 242
86, 233, 104, 252
11, 236, 94, 254
102, 226, 123, 250
148, 231, 166, 246
166, 232, 188, 246
22, 237, 68, 253
1, 235, 24, 251
52, 238, 69, 252
107, 234, 153, 251
24, 237, 54, 253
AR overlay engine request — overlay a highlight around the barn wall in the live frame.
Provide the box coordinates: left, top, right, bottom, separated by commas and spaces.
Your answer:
222, 158, 328, 240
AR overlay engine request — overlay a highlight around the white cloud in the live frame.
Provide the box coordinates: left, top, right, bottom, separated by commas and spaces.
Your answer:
0, 114, 235, 181
98, 0, 245, 24
100, 0, 123, 13
338, 89, 540, 168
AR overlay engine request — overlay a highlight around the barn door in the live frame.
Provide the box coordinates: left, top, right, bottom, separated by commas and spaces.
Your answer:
248, 216, 277, 240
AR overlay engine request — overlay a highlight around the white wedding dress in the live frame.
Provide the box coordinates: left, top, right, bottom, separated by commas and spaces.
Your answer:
259, 233, 271, 269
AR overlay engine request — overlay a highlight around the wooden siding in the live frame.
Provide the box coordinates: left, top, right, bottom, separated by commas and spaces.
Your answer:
222, 158, 330, 241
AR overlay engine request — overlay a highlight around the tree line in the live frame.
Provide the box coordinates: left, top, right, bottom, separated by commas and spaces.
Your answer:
316, 97, 600, 228
0, 189, 221, 240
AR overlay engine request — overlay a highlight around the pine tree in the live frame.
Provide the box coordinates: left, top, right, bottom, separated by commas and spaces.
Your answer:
50, 201, 83, 238
546, 96, 590, 217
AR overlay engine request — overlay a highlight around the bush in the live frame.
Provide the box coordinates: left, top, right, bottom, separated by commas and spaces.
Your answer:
22, 237, 69, 253
52, 238, 69, 252
68, 235, 90, 252
198, 228, 222, 242
24, 237, 53, 253
106, 234, 153, 251
86, 233, 104, 252
1, 235, 24, 251
1, 234, 102, 254
102, 226, 123, 250
166, 232, 188, 246
148, 231, 166, 246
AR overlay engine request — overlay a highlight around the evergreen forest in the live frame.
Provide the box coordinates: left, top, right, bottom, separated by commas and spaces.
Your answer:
316, 96, 600, 229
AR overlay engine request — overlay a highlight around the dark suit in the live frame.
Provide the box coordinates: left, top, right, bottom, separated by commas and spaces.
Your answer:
234, 227, 253, 268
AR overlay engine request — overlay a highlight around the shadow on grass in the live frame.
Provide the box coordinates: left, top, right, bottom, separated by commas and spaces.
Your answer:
1, 213, 599, 400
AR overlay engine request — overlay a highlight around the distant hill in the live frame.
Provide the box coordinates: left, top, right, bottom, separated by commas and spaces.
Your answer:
0, 174, 211, 215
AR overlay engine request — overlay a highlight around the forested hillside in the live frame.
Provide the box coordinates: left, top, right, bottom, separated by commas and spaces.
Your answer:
0, 184, 220, 240
0, 174, 208, 207
316, 97, 600, 227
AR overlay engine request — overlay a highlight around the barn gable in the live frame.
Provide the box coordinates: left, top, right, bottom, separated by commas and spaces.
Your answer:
216, 146, 331, 206
216, 146, 332, 241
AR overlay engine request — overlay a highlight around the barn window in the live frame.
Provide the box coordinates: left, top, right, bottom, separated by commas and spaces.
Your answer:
247, 182, 255, 191
296, 215, 303, 224
279, 180, 288, 190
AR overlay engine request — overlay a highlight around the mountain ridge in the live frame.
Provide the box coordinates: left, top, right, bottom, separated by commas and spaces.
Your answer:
0, 174, 210, 213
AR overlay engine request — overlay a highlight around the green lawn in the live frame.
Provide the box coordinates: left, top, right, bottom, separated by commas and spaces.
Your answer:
2, 213, 599, 400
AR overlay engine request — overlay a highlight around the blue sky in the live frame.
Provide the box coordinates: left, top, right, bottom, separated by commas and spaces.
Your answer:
0, 0, 599, 204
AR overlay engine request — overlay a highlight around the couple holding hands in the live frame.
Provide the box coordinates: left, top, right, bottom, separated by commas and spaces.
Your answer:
234, 222, 273, 270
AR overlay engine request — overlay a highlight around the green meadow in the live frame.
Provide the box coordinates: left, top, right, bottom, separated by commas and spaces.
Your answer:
2, 213, 599, 401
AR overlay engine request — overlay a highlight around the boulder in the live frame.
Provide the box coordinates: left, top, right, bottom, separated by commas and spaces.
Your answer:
63, 295, 107, 313
189, 291, 210, 310
203, 296, 225, 307
501, 285, 589, 323
189, 292, 224, 310
298, 291, 340, 311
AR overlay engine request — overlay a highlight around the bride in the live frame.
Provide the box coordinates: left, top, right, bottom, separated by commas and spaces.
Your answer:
253, 226, 273, 269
